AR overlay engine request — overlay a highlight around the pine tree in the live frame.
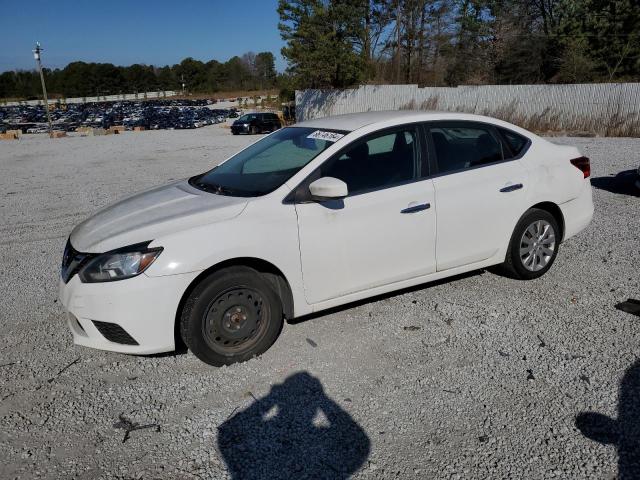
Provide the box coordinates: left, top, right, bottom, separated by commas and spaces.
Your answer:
278, 0, 367, 88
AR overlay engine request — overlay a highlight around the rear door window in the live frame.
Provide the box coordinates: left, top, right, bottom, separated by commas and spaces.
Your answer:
428, 122, 504, 174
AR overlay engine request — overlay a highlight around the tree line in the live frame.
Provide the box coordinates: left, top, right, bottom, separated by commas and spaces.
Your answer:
0, 52, 277, 99
278, 0, 640, 89
2, 1, 638, 100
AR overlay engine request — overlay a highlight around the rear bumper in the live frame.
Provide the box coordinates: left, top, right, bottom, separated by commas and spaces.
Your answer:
58, 271, 200, 355
559, 182, 594, 241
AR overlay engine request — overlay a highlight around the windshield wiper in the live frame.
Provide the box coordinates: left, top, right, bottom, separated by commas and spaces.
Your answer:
195, 181, 260, 197
195, 181, 228, 195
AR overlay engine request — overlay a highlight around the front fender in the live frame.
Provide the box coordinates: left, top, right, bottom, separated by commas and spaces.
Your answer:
144, 198, 310, 317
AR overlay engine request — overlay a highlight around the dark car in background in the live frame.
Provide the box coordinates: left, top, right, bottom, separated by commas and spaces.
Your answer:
231, 113, 281, 135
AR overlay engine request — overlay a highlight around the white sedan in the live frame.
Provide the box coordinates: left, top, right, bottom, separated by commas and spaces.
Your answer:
59, 111, 593, 366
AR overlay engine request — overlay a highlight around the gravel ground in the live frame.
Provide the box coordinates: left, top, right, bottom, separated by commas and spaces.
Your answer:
0, 127, 638, 479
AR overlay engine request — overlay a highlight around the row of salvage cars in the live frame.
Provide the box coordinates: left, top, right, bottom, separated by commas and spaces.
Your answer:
0, 100, 238, 133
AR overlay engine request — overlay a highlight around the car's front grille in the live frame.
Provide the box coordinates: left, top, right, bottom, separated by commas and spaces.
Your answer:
92, 321, 139, 345
61, 238, 95, 283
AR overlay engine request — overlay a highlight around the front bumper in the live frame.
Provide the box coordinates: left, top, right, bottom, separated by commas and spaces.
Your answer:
59, 270, 200, 355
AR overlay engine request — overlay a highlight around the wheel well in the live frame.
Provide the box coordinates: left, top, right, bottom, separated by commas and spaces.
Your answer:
530, 202, 565, 241
174, 258, 294, 350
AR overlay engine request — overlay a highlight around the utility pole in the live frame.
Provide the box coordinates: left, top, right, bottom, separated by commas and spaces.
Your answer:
396, 1, 402, 84
33, 42, 53, 135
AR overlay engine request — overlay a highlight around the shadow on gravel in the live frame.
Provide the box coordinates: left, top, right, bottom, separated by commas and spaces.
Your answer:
218, 371, 370, 479
590, 170, 640, 197
576, 359, 640, 479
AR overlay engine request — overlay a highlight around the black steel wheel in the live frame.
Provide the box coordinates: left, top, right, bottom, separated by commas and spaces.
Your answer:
180, 266, 284, 366
202, 287, 267, 354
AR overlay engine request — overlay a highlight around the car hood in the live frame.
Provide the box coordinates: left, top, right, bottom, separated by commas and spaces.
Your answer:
70, 179, 248, 253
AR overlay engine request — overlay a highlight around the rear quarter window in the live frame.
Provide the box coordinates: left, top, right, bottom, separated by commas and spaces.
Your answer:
499, 128, 529, 157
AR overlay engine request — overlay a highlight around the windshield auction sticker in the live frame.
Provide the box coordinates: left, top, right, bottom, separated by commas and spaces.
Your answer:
307, 130, 345, 142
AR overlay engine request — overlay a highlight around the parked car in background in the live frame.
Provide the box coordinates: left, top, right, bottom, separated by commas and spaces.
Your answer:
231, 112, 281, 135
60, 111, 593, 366
636, 164, 640, 190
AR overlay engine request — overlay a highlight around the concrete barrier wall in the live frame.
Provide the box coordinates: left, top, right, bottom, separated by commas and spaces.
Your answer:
3, 91, 179, 107
296, 83, 640, 136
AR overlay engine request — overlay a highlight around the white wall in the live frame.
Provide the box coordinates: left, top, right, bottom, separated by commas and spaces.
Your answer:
296, 83, 640, 135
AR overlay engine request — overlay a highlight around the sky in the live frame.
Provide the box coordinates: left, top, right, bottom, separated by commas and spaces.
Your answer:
0, 0, 287, 73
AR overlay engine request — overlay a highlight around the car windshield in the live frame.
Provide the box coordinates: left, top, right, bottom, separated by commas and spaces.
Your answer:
238, 114, 257, 122
190, 127, 345, 197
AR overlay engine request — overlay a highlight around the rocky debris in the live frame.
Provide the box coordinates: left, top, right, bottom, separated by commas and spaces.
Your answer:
0, 134, 638, 479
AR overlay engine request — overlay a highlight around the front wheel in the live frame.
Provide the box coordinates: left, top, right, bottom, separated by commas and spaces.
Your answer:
180, 267, 284, 366
501, 208, 560, 280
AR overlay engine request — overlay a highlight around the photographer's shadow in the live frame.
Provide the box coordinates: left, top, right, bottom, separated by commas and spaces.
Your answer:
576, 359, 640, 479
218, 371, 370, 480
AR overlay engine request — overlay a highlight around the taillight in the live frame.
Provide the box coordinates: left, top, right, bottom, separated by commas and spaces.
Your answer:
570, 156, 590, 178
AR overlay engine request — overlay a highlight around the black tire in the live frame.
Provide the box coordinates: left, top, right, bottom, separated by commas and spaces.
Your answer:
180, 266, 284, 366
501, 208, 560, 280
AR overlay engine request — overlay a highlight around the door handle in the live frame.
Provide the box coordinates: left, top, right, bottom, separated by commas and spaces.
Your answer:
401, 203, 431, 214
500, 183, 523, 193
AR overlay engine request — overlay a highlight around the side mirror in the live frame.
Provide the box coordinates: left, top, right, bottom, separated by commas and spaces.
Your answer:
308, 177, 348, 201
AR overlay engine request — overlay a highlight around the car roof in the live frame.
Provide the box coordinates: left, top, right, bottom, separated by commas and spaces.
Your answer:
294, 110, 518, 133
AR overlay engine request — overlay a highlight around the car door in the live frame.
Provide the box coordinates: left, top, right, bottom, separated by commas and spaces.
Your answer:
293, 125, 437, 304
427, 121, 529, 271
265, 114, 275, 130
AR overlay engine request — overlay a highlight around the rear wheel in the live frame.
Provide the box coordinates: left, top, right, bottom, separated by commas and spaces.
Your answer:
501, 208, 560, 280
180, 267, 284, 366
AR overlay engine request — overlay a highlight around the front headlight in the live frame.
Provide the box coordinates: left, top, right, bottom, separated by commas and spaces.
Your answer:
79, 242, 163, 283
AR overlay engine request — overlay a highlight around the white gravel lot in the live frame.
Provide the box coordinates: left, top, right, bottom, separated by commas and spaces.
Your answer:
0, 126, 639, 479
